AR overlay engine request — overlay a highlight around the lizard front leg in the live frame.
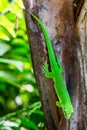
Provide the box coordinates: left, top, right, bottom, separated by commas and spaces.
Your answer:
56, 101, 62, 108
44, 62, 54, 78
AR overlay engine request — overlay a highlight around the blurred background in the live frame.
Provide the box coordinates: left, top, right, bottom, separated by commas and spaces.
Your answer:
0, 0, 46, 129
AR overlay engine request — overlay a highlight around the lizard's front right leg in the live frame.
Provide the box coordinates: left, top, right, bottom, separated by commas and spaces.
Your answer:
56, 101, 62, 108
43, 62, 54, 78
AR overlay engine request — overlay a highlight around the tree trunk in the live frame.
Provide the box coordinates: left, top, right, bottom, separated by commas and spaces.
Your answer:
23, 0, 87, 130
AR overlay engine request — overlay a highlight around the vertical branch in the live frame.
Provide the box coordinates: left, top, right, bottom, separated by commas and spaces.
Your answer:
23, 0, 60, 130
23, 0, 86, 130
76, 1, 87, 129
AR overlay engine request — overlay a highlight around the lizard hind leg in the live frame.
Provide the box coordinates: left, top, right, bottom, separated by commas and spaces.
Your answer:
43, 62, 54, 78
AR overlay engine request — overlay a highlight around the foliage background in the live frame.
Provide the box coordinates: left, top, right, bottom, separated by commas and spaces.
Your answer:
0, 0, 46, 129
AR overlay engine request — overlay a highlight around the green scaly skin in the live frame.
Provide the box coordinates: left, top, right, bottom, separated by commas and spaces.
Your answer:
31, 13, 74, 119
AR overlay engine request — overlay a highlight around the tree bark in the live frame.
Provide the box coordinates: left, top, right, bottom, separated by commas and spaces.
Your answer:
23, 0, 87, 130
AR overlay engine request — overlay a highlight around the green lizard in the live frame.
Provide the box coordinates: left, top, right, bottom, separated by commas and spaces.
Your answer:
31, 13, 73, 119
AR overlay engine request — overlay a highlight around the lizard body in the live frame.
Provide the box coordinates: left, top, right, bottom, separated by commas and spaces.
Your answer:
31, 13, 73, 119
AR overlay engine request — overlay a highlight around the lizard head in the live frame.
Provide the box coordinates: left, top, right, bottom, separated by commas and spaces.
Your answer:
62, 104, 74, 119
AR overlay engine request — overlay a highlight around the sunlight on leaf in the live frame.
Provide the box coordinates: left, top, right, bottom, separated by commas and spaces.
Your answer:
0, 0, 9, 12
0, 58, 23, 72
0, 42, 11, 56
22, 84, 34, 93
16, 0, 25, 9
0, 0, 16, 18
0, 120, 19, 127
9, 2, 23, 18
0, 31, 10, 41
0, 16, 16, 38
15, 96, 22, 106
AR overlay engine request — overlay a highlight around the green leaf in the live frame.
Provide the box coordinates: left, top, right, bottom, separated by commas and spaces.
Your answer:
16, 0, 25, 9
9, 2, 23, 18
29, 102, 41, 115
0, 16, 16, 37
20, 117, 38, 130
33, 109, 44, 116
0, 42, 11, 56
0, 58, 23, 71
0, 71, 20, 88
11, 38, 27, 47
12, 48, 28, 56
0, 0, 16, 17
0, 95, 5, 107
0, 29, 10, 41
29, 102, 41, 109
0, 0, 9, 12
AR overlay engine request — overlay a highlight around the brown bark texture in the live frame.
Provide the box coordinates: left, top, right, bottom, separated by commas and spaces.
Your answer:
23, 0, 87, 130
